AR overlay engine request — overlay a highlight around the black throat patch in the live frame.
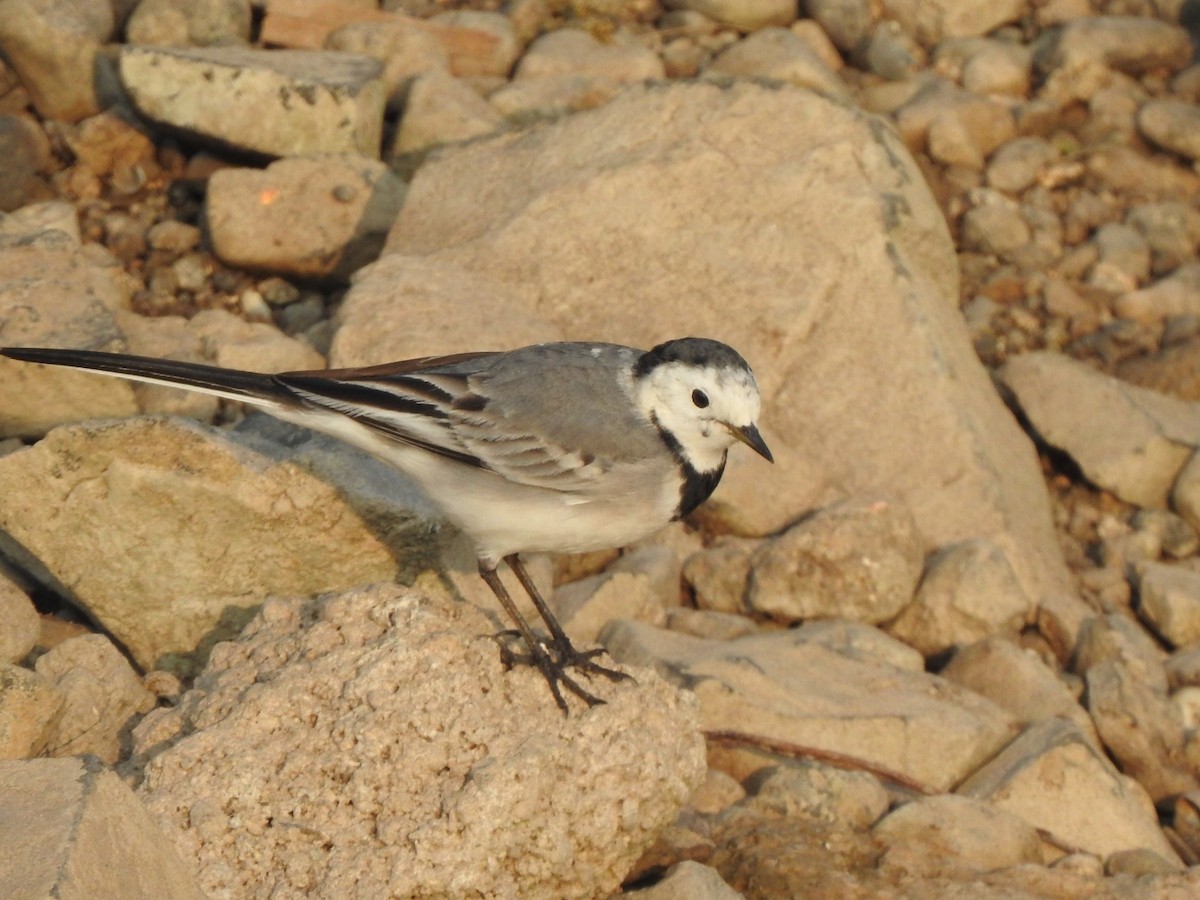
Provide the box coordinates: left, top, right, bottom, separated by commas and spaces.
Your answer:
651, 413, 727, 519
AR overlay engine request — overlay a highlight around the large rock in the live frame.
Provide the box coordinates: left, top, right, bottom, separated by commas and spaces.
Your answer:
958, 718, 1180, 864
0, 417, 442, 675
0, 229, 137, 439
118, 46, 387, 158
367, 80, 1072, 612
0, 757, 206, 899
133, 583, 703, 899
600, 619, 1017, 793
998, 351, 1200, 509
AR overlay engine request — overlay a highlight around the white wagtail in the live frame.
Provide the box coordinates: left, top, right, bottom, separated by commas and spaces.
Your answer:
1, 339, 772, 711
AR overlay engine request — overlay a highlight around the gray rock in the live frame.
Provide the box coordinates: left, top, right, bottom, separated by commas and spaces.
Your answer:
958, 718, 1181, 863
206, 154, 404, 282
747, 497, 925, 625
514, 28, 665, 82
1138, 99, 1200, 163
682, 536, 759, 616
118, 46, 387, 158
1087, 222, 1151, 292
742, 761, 889, 829
789, 619, 925, 671
861, 21, 926, 80
959, 189, 1032, 256
552, 546, 677, 643
133, 583, 703, 898
997, 351, 1200, 508
599, 619, 1017, 793
1115, 262, 1200, 323
1034, 16, 1193, 76
0, 114, 48, 212
886, 539, 1033, 657
0, 757, 207, 899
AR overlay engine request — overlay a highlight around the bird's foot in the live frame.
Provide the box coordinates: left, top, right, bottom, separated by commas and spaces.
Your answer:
490, 630, 633, 713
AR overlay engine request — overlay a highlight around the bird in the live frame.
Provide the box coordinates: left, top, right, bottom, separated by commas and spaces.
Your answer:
1, 338, 773, 712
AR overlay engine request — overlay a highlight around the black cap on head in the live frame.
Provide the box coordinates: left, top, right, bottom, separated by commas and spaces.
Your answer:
634, 338, 752, 378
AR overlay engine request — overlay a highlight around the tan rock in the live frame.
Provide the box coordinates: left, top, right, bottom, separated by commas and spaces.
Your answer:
390, 70, 505, 159
958, 718, 1181, 864
0, 757, 206, 899
682, 536, 759, 616
941, 637, 1099, 745
0, 663, 63, 758
382, 80, 1074, 619
0, 0, 106, 122
875, 794, 1043, 876
1137, 561, 1200, 648
886, 539, 1033, 657
748, 497, 925, 625
118, 46, 387, 158
1086, 661, 1198, 803
998, 351, 1200, 508
34, 635, 156, 763
1072, 613, 1169, 693
0, 230, 136, 439
134, 583, 703, 899
207, 154, 404, 282
601, 619, 1016, 793
0, 417, 440, 675
0, 572, 39, 665
633, 861, 743, 900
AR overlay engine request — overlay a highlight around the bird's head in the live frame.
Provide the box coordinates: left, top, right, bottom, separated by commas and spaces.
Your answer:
634, 337, 772, 475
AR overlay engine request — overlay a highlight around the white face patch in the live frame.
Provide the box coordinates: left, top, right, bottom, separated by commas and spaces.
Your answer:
635, 359, 763, 474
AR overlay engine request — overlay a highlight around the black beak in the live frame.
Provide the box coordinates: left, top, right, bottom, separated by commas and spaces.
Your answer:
731, 423, 773, 463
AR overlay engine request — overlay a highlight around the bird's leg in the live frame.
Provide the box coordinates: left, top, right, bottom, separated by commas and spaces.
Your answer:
504, 554, 632, 685
477, 561, 605, 713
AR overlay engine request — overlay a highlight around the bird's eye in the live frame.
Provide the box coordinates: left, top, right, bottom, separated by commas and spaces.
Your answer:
692, 389, 709, 409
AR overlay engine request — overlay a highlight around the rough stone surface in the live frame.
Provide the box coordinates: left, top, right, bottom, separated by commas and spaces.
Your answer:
0, 230, 137, 438
1138, 561, 1200, 648
381, 80, 1075, 618
878, 0, 1026, 47
0, 757, 206, 899
1086, 660, 1198, 803
747, 497, 926, 625
0, 0, 106, 122
942, 637, 1099, 744
600, 619, 1017, 793
874, 794, 1043, 876
999, 351, 1200, 508
34, 634, 156, 763
1034, 16, 1194, 77
0, 662, 63, 759
0, 571, 39, 664
886, 538, 1033, 657
118, 46, 387, 158
0, 417, 441, 675
958, 718, 1181, 864
206, 154, 405, 282
133, 583, 705, 900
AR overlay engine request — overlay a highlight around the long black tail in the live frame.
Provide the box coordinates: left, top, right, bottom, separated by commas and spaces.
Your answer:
0, 347, 293, 405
